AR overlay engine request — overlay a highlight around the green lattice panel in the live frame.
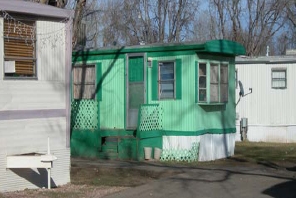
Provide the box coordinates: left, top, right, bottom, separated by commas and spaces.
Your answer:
138, 104, 163, 131
71, 100, 99, 129
160, 142, 199, 162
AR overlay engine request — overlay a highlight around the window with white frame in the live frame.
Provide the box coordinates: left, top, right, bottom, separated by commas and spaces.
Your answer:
198, 62, 228, 103
271, 69, 286, 89
3, 17, 36, 78
159, 61, 175, 99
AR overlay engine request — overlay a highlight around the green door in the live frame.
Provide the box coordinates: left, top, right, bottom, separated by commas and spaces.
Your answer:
127, 55, 145, 129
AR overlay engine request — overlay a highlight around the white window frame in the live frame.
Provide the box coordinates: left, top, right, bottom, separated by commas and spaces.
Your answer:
158, 60, 176, 100
198, 61, 229, 104
271, 68, 287, 89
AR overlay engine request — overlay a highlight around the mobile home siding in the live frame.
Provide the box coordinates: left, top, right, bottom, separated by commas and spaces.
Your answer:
0, 118, 66, 155
236, 60, 296, 142
0, 13, 71, 191
37, 21, 66, 82
100, 58, 125, 129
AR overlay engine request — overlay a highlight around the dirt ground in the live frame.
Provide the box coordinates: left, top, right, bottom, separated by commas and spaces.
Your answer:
0, 161, 180, 198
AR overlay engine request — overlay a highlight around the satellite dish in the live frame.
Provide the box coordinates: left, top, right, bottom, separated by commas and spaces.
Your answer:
238, 80, 244, 97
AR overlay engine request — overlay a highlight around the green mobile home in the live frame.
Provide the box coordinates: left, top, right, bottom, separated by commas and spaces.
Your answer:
71, 40, 245, 161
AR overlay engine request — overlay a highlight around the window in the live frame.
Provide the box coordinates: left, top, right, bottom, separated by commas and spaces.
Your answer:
151, 59, 181, 100
198, 63, 207, 102
198, 62, 228, 103
272, 69, 286, 89
220, 64, 228, 102
3, 18, 36, 78
73, 65, 96, 99
159, 61, 175, 99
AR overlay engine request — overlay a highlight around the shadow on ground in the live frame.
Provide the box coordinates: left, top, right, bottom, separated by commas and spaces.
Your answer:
262, 180, 296, 198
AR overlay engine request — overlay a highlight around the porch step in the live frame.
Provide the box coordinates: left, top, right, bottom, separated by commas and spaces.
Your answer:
98, 152, 118, 160
101, 144, 118, 152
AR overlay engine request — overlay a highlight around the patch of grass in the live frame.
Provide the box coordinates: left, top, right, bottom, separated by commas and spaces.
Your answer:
71, 167, 174, 187
234, 142, 296, 164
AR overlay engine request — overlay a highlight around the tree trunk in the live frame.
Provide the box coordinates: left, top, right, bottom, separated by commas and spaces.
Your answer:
72, 0, 86, 48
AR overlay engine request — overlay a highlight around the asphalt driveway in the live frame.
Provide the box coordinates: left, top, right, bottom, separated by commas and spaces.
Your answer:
73, 158, 296, 198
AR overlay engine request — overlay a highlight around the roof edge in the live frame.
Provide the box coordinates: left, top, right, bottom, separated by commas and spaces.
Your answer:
73, 40, 246, 57
0, 0, 73, 19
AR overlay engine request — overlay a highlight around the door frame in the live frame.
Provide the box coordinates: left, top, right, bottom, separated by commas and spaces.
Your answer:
125, 53, 147, 130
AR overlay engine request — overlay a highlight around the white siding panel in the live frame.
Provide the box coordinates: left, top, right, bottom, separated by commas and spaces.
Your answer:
0, 81, 65, 110
236, 125, 296, 143
236, 61, 296, 142
287, 126, 296, 143
236, 62, 296, 125
0, 118, 66, 155
199, 133, 235, 161
37, 21, 66, 82
0, 148, 70, 192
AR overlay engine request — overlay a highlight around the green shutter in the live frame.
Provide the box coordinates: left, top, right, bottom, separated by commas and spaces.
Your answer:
195, 61, 198, 103
176, 59, 182, 100
96, 62, 102, 101
152, 60, 158, 100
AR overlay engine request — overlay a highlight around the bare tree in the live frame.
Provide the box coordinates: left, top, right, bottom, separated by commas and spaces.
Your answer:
209, 0, 289, 56
98, 0, 199, 46
281, 0, 296, 51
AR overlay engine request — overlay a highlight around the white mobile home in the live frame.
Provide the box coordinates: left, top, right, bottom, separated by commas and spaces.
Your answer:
235, 55, 296, 143
0, 0, 73, 191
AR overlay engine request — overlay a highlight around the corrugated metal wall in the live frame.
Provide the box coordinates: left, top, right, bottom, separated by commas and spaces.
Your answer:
199, 133, 235, 161
99, 58, 125, 129
0, 118, 66, 155
236, 61, 296, 142
37, 21, 66, 82
0, 81, 65, 110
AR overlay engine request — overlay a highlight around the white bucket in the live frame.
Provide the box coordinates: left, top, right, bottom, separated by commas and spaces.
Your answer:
154, 147, 162, 160
144, 147, 152, 160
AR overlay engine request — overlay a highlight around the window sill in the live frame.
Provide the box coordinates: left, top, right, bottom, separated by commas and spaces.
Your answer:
197, 102, 226, 106
4, 77, 38, 80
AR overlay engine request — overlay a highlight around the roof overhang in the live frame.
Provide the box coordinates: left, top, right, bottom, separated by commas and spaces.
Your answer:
73, 40, 246, 57
0, 0, 74, 19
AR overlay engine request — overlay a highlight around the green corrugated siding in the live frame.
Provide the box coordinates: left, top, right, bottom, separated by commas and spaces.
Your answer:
100, 58, 125, 129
